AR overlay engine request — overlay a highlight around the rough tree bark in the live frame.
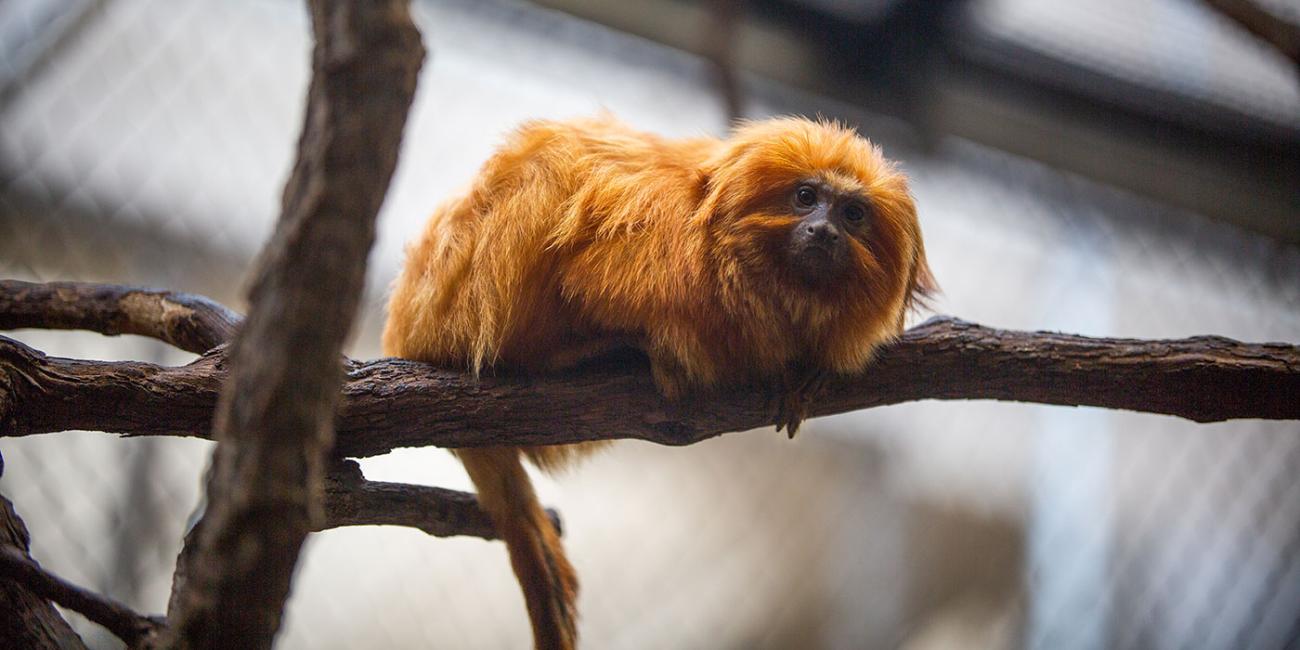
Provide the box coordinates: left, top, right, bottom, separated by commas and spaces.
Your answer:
160, 2, 424, 649
0, 282, 239, 355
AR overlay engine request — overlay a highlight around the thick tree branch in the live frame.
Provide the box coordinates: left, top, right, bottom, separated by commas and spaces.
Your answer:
0, 280, 239, 355
2, 317, 1295, 457
0, 546, 164, 648
162, 1, 424, 648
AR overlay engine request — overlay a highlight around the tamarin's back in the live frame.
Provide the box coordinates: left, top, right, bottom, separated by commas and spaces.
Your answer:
385, 117, 714, 375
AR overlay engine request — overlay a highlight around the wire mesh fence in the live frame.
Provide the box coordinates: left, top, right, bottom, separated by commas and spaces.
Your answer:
1, 0, 1297, 648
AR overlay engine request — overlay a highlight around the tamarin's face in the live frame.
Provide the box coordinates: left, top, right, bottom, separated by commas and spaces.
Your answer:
785, 179, 870, 287
705, 119, 930, 325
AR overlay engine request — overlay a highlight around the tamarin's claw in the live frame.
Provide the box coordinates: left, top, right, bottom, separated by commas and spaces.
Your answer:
775, 393, 810, 438
770, 367, 827, 438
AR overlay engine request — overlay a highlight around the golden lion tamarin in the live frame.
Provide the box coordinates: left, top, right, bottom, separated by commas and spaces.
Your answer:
383, 115, 934, 650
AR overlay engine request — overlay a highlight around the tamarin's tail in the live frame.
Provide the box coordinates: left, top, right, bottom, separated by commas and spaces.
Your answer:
458, 446, 579, 650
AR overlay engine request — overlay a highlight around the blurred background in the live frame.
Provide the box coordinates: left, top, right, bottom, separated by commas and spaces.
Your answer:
1, 0, 1297, 648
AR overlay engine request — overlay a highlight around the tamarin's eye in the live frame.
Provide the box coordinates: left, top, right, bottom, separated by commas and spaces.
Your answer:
795, 186, 817, 208
843, 203, 866, 223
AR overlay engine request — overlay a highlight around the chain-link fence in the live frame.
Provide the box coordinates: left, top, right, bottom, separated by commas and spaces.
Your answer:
1, 0, 1297, 648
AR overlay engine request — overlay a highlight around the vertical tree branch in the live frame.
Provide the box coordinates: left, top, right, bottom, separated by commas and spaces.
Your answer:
1204, 0, 1300, 69
161, 2, 424, 648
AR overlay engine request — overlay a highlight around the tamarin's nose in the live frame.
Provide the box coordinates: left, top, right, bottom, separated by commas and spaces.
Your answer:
806, 221, 840, 243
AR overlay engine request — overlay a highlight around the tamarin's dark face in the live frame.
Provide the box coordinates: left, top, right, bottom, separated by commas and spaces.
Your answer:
703, 118, 933, 333
785, 180, 871, 287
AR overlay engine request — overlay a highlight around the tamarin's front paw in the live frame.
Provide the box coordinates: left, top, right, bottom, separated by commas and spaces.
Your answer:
770, 367, 828, 438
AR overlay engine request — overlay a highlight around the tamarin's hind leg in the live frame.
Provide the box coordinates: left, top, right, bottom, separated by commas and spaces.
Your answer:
459, 447, 579, 650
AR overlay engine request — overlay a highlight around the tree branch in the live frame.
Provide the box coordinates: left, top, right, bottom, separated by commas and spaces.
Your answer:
323, 461, 560, 540
162, 1, 424, 648
1, 316, 1295, 457
0, 546, 164, 648
0, 486, 88, 650
0, 280, 239, 355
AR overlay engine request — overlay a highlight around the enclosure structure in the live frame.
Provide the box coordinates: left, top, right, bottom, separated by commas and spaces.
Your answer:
1, 1, 1298, 648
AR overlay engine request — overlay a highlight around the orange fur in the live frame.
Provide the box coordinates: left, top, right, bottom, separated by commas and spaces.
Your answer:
382, 115, 933, 649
